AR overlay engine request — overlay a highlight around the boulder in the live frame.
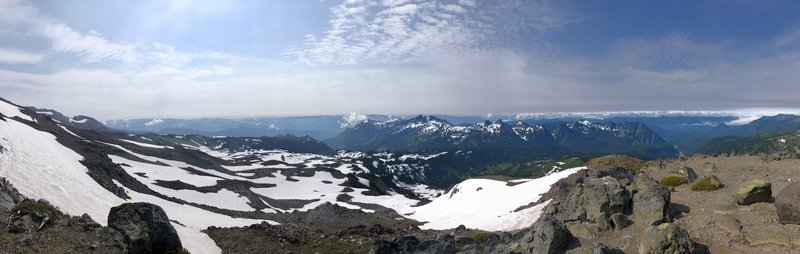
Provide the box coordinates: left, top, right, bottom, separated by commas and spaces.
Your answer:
708, 175, 724, 188
521, 216, 569, 254
633, 175, 671, 226
638, 223, 696, 254
744, 225, 796, 246
107, 202, 183, 254
735, 180, 772, 205
701, 162, 718, 172
557, 176, 630, 230
776, 182, 800, 224
566, 222, 595, 239
0, 190, 14, 210
672, 166, 699, 182
610, 213, 630, 230
374, 235, 421, 253
566, 243, 613, 254
715, 215, 742, 235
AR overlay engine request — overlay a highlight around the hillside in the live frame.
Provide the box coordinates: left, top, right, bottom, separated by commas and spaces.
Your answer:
695, 130, 800, 158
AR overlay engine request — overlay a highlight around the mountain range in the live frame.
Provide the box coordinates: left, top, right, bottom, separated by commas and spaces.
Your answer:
326, 115, 679, 160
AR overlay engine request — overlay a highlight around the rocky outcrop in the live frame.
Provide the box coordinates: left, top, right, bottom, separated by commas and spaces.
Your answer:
107, 202, 183, 254
521, 216, 570, 254
633, 175, 670, 226
556, 176, 631, 230
638, 223, 697, 254
0, 177, 25, 210
776, 182, 800, 224
735, 180, 772, 205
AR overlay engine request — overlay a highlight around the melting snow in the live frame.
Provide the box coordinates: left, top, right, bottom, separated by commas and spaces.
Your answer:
120, 139, 173, 149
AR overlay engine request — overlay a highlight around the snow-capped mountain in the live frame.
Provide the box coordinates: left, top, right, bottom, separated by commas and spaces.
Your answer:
327, 115, 678, 159
0, 98, 583, 254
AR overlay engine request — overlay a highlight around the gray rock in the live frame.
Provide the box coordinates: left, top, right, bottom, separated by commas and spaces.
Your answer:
557, 176, 630, 230
701, 162, 718, 172
610, 213, 630, 230
735, 179, 772, 205
745, 225, 795, 246
633, 175, 670, 226
566, 222, 595, 239
374, 235, 421, 253
715, 215, 742, 235
776, 182, 800, 224
673, 166, 699, 182
566, 243, 613, 254
638, 223, 696, 254
7, 216, 29, 234
424, 235, 456, 254
0, 190, 14, 210
107, 202, 183, 254
522, 216, 569, 254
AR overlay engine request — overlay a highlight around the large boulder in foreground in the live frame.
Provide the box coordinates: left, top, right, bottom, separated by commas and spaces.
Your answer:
520, 216, 569, 254
108, 202, 183, 254
633, 175, 670, 226
735, 180, 772, 205
638, 223, 697, 254
557, 176, 630, 230
776, 182, 800, 224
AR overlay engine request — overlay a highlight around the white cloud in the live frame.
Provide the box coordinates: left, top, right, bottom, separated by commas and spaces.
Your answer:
0, 48, 44, 64
144, 118, 164, 126
290, 0, 579, 65
41, 23, 140, 62
339, 112, 369, 128
0, 0, 37, 33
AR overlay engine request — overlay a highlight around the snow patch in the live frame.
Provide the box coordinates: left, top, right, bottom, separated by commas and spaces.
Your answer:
120, 139, 173, 149
0, 100, 33, 122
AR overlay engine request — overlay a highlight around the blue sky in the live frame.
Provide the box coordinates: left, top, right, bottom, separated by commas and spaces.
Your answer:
1, 0, 800, 119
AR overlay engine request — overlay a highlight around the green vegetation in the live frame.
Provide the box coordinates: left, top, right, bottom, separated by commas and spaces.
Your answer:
659, 176, 688, 187
691, 176, 721, 191
472, 231, 492, 244
695, 133, 781, 156
482, 157, 584, 178
587, 155, 645, 172
12, 200, 64, 221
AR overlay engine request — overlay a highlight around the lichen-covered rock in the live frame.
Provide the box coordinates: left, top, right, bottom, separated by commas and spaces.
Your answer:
107, 202, 183, 254
638, 223, 696, 254
633, 175, 670, 226
776, 182, 800, 224
735, 180, 772, 205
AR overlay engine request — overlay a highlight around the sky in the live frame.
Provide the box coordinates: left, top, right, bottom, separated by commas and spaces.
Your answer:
2, 0, 800, 120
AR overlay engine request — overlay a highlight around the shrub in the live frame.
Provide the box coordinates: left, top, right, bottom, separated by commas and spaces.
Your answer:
691, 177, 721, 191
659, 176, 688, 187
12, 200, 64, 220
472, 231, 491, 244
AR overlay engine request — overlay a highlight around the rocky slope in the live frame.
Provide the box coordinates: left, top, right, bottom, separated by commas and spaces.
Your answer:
205, 154, 800, 254
0, 177, 186, 254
